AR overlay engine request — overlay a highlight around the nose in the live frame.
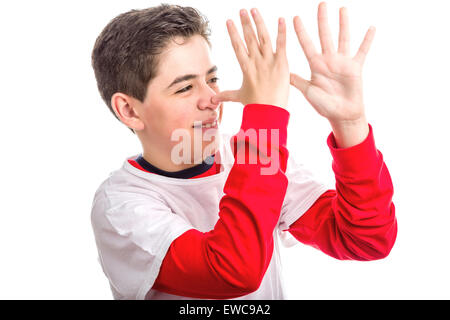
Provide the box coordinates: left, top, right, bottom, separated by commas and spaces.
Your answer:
197, 83, 220, 111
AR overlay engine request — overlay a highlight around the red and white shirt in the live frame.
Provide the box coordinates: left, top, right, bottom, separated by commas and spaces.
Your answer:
91, 104, 397, 300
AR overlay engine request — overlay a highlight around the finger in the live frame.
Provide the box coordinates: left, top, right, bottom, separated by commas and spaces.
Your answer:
239, 9, 261, 57
337, 7, 350, 55
250, 8, 274, 56
226, 19, 249, 69
353, 26, 376, 65
290, 73, 310, 96
275, 17, 287, 57
218, 103, 224, 124
211, 90, 240, 104
317, 2, 335, 54
293, 16, 317, 61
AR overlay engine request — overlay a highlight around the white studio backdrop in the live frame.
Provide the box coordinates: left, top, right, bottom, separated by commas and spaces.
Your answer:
0, 0, 449, 299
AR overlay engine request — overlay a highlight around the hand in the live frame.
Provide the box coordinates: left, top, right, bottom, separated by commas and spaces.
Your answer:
212, 8, 290, 110
290, 2, 375, 126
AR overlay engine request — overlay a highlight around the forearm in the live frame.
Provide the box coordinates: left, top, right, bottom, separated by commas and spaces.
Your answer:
288, 124, 397, 260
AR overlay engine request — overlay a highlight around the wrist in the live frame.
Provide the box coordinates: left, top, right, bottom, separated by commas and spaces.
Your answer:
329, 116, 369, 149
246, 87, 289, 111
245, 98, 289, 111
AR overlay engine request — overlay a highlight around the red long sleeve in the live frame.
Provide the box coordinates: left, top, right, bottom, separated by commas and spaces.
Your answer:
287, 124, 397, 261
152, 104, 290, 299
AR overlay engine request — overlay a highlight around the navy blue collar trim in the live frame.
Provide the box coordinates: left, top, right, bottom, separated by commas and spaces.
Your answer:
135, 154, 215, 179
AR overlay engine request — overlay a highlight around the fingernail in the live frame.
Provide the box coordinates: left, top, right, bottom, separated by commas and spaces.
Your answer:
240, 9, 246, 16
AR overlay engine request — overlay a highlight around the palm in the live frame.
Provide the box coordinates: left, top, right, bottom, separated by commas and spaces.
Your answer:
307, 54, 363, 121
291, 3, 375, 123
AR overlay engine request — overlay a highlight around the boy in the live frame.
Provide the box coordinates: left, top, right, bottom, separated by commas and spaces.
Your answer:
91, 3, 397, 300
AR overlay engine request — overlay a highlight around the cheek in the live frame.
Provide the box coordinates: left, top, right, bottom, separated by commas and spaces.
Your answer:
177, 107, 194, 124
140, 104, 183, 138
167, 106, 194, 133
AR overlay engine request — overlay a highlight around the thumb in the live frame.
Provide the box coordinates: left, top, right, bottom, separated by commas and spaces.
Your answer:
212, 90, 240, 104
290, 73, 310, 96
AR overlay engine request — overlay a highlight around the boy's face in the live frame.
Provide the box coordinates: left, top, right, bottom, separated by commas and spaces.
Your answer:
134, 34, 223, 164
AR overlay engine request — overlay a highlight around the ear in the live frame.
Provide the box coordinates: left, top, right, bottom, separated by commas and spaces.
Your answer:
111, 93, 145, 131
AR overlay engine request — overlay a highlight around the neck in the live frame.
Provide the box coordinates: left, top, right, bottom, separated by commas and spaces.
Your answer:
141, 142, 219, 173
142, 151, 199, 172
137, 129, 221, 172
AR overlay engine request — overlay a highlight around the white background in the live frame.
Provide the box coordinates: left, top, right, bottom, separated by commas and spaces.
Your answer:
0, 0, 449, 299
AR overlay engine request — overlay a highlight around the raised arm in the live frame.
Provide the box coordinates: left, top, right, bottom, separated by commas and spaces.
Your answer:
286, 2, 396, 260
287, 124, 397, 260
153, 9, 291, 298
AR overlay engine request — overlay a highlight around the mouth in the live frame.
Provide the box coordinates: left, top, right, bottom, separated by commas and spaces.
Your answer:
192, 119, 218, 129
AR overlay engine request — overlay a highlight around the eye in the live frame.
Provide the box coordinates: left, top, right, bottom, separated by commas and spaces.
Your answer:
208, 77, 219, 84
175, 77, 219, 94
176, 85, 192, 94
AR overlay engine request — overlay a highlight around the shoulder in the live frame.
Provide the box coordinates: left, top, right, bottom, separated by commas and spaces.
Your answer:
91, 165, 174, 230
93, 160, 168, 201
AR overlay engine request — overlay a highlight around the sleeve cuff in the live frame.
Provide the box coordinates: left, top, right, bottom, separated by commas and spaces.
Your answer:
240, 104, 290, 147
327, 123, 381, 175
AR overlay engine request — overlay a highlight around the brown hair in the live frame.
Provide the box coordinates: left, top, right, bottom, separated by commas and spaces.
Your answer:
91, 4, 211, 133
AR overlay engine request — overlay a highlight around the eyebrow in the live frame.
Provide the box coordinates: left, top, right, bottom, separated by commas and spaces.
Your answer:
167, 65, 218, 90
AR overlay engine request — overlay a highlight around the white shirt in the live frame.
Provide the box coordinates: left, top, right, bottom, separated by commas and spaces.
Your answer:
91, 133, 328, 299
